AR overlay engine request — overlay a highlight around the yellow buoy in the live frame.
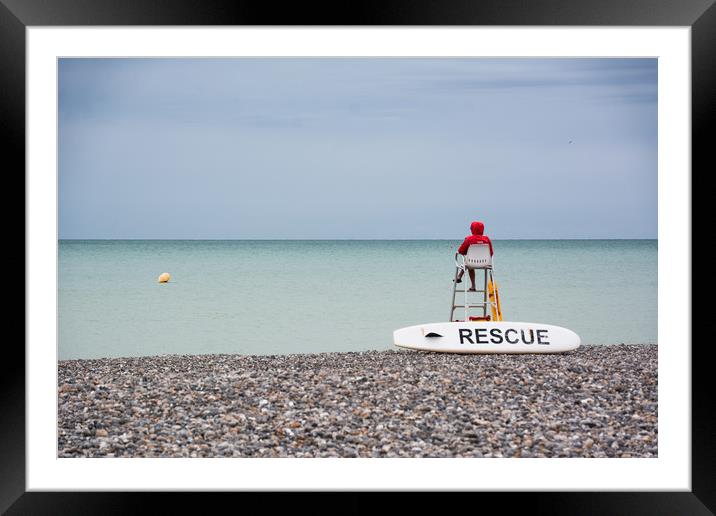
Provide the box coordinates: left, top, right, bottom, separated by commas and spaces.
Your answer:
158, 272, 171, 283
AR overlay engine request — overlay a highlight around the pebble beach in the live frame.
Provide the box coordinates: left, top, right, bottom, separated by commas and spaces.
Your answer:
58, 345, 657, 458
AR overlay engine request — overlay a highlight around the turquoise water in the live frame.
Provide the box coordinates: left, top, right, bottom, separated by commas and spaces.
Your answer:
58, 240, 657, 360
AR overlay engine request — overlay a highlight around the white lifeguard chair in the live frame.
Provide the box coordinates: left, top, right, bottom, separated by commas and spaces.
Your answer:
450, 244, 502, 322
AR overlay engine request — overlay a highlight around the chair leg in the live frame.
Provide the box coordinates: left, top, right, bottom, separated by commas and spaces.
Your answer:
483, 269, 488, 318
464, 267, 469, 322
450, 265, 460, 322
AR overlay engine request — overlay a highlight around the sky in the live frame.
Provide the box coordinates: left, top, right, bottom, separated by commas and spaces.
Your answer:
59, 58, 657, 239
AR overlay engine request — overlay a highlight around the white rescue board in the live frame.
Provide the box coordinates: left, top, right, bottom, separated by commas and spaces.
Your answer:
393, 321, 580, 354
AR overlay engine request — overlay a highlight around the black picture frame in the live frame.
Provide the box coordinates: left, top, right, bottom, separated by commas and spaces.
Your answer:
5, 0, 710, 512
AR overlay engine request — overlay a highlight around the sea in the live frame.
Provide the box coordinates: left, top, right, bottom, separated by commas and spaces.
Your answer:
58, 240, 657, 360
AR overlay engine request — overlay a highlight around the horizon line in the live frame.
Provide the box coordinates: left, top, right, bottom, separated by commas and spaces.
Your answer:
58, 237, 658, 241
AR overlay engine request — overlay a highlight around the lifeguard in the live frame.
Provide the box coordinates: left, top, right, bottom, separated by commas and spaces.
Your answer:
454, 221, 493, 292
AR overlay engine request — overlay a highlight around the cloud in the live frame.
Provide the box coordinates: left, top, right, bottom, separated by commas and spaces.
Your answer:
59, 58, 657, 239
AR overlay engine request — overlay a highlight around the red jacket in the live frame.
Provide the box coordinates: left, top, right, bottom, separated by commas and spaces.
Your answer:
458, 221, 493, 256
